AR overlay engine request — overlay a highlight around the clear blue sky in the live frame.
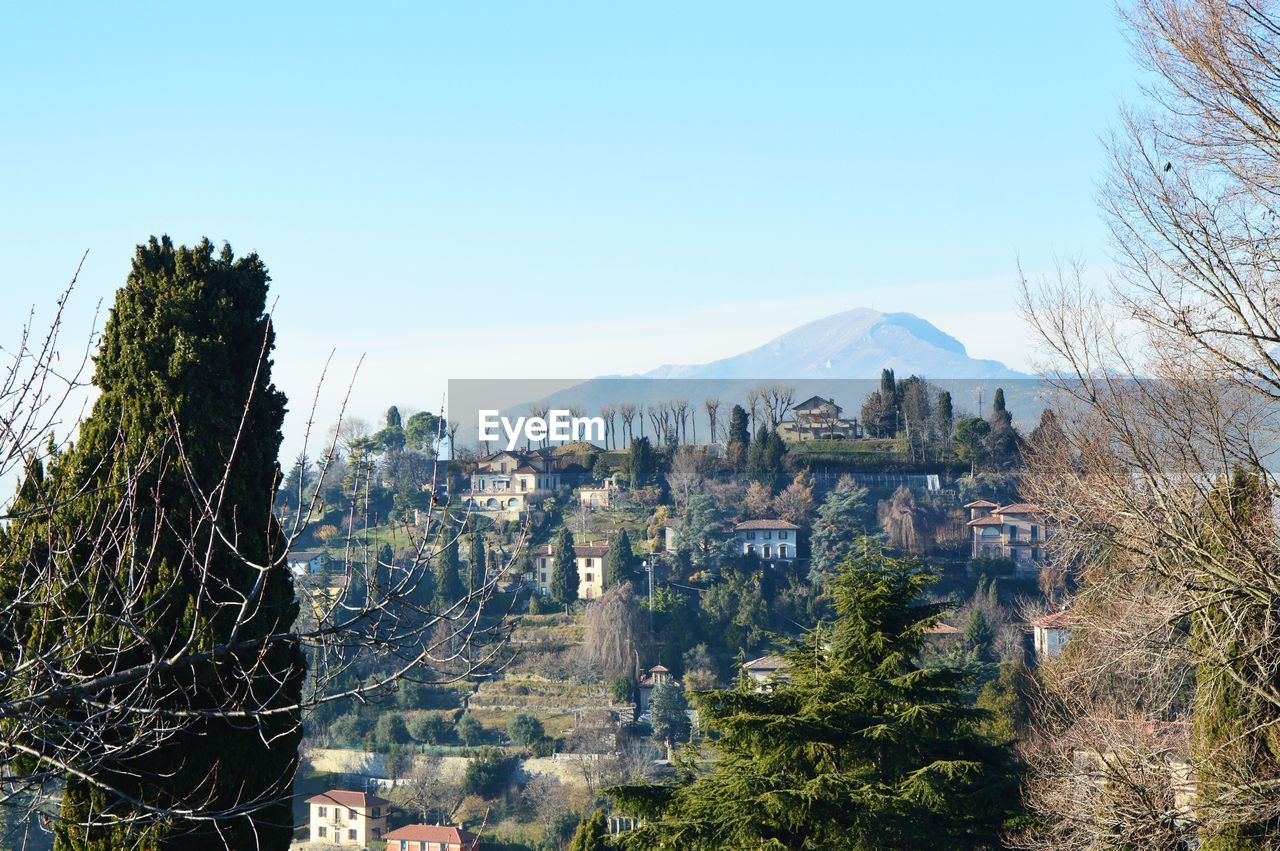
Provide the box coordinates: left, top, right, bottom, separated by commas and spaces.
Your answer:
0, 2, 1138, 452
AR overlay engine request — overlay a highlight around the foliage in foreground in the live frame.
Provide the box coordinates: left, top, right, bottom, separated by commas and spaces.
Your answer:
607, 541, 1020, 850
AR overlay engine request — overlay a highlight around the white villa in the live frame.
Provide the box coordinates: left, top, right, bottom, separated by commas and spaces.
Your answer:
733, 519, 800, 563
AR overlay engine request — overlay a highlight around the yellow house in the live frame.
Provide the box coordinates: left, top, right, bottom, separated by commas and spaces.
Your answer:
531, 541, 609, 600
306, 789, 389, 845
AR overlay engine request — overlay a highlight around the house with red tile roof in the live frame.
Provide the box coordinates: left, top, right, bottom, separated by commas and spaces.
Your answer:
966, 500, 1054, 573
1030, 610, 1074, 660
384, 823, 480, 851
305, 789, 390, 845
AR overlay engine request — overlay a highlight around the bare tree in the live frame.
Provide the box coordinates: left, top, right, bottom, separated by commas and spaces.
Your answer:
580, 583, 649, 680
1015, 1, 1280, 839
704, 398, 721, 446
618, 402, 637, 449
600, 404, 617, 450
666, 446, 708, 508
763, 384, 796, 427
878, 485, 922, 553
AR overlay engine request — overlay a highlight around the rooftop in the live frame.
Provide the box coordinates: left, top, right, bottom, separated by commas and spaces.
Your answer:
743, 654, 787, 670
734, 519, 801, 531
536, 542, 610, 558
306, 789, 390, 809
994, 502, 1043, 515
1031, 610, 1073, 629
384, 823, 478, 846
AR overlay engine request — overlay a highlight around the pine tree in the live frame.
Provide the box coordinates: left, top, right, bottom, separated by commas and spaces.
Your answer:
609, 541, 1020, 850
649, 682, 691, 759
569, 809, 613, 851
628, 436, 657, 489
551, 527, 579, 610
606, 529, 633, 589
809, 479, 869, 585
1, 237, 304, 850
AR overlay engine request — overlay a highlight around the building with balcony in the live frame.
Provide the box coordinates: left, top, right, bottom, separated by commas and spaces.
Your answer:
966, 501, 1053, 574
777, 395, 863, 441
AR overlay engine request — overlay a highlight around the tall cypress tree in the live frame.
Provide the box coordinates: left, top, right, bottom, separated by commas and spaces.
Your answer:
726, 405, 750, 448
609, 541, 1019, 850
605, 529, 633, 589
551, 527, 579, 610
435, 533, 464, 605
1, 237, 304, 849
468, 532, 487, 594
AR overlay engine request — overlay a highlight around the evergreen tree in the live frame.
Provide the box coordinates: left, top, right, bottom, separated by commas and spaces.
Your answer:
434, 533, 464, 605
649, 682, 692, 759
551, 527, 579, 609
0, 237, 304, 850
953, 417, 990, 476
628, 436, 658, 489
808, 479, 869, 586
1194, 470, 1280, 849
727, 405, 750, 447
936, 390, 954, 442
985, 388, 1020, 470
609, 541, 1020, 850
881, 367, 897, 400
468, 531, 486, 594
377, 405, 406, 452
964, 608, 994, 659
569, 808, 613, 851
403, 410, 441, 453
747, 424, 770, 484
606, 529, 633, 588
975, 660, 1030, 744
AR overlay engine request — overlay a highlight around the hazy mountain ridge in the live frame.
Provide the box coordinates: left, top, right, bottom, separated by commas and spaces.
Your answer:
643, 307, 1027, 380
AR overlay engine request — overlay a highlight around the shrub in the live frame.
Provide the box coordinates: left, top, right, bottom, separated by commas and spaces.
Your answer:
374, 713, 411, 748
529, 735, 556, 758
610, 676, 633, 704
456, 713, 485, 746
463, 747, 511, 798
507, 710, 545, 745
329, 712, 367, 746
408, 712, 452, 745
395, 679, 428, 709
969, 557, 1016, 577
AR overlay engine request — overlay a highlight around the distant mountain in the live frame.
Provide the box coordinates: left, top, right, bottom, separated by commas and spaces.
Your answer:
448, 308, 1039, 450
643, 307, 1028, 380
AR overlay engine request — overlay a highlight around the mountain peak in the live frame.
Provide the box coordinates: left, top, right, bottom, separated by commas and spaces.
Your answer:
644, 307, 1024, 379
